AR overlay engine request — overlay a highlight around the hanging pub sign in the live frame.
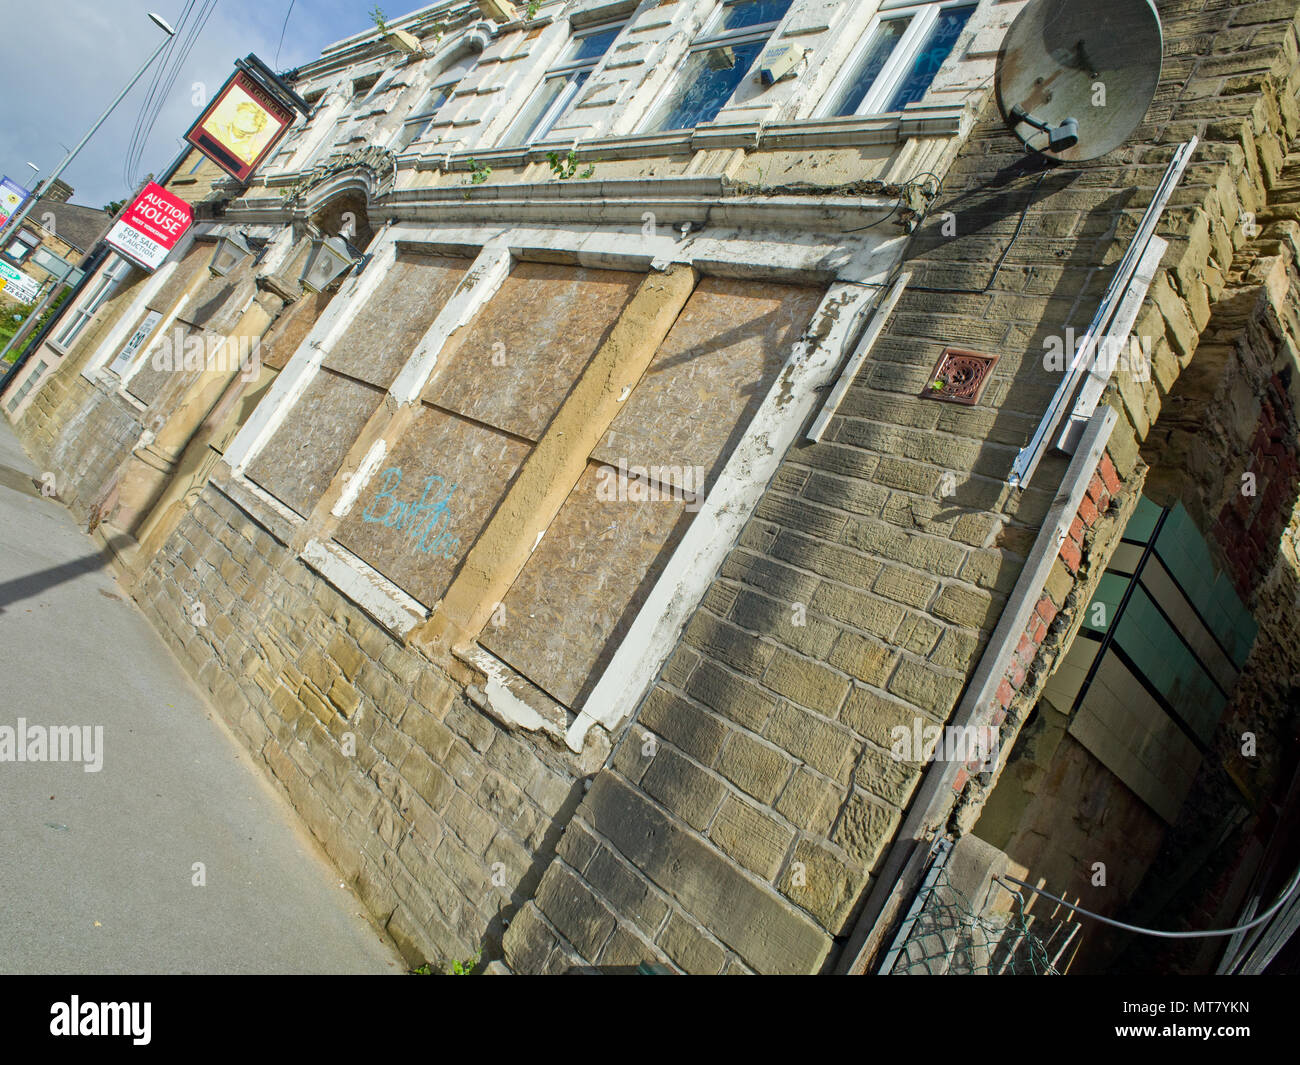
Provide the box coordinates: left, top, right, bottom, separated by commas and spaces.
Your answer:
105, 182, 193, 271
184, 68, 295, 182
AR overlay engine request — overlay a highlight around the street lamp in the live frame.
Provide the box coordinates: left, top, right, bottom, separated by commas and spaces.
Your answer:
299, 235, 361, 293
209, 230, 255, 277
0, 13, 176, 251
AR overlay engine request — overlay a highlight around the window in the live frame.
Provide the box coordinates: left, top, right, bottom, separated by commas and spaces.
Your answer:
7, 360, 47, 412
3, 230, 39, 264
54, 254, 133, 348
499, 22, 623, 147
643, 0, 792, 133
394, 53, 479, 151
823, 1, 975, 118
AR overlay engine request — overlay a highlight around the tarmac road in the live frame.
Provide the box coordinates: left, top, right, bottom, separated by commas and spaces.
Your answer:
0, 418, 401, 974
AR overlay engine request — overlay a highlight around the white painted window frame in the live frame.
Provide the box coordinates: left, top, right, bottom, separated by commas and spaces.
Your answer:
637, 0, 794, 134
817, 0, 977, 119
394, 51, 481, 151
498, 18, 627, 147
51, 253, 133, 351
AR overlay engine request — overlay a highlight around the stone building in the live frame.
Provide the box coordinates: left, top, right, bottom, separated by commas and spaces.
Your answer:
0, 186, 109, 307
5, 0, 1300, 974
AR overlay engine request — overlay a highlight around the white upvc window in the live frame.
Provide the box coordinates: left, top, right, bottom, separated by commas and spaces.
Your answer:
499, 20, 625, 147
53, 254, 132, 349
394, 52, 479, 151
641, 0, 793, 133
820, 0, 976, 118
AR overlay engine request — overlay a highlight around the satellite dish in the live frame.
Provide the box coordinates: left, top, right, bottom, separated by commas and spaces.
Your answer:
996, 0, 1163, 162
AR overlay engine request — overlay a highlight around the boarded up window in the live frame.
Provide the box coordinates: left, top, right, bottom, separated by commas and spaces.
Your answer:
322, 251, 468, 389
484, 278, 822, 708
124, 267, 247, 409
481, 463, 690, 706
593, 276, 824, 486
124, 323, 206, 409
333, 406, 530, 607
246, 370, 386, 517
244, 251, 469, 519
424, 261, 641, 441
335, 261, 642, 607
261, 289, 334, 371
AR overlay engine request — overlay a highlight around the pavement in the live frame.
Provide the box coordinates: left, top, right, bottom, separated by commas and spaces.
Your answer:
0, 419, 402, 974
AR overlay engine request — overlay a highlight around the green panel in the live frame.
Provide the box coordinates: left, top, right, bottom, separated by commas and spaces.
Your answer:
1115, 588, 1224, 740
1123, 495, 1164, 544
1081, 571, 1129, 634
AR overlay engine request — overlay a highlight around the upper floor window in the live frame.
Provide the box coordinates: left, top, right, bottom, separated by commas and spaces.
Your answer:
394, 52, 479, 151
643, 0, 792, 133
823, 1, 975, 118
3, 229, 40, 265
500, 21, 624, 147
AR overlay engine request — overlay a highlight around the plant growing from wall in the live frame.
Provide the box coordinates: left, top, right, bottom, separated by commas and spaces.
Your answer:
547, 149, 595, 180
370, 5, 387, 33
526, 1, 541, 18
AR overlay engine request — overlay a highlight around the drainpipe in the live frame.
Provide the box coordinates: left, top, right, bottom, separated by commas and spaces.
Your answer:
836, 403, 1119, 974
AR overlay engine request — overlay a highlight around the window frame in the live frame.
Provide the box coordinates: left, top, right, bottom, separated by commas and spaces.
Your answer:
498, 19, 627, 148
394, 51, 481, 151
52, 253, 133, 350
638, 0, 793, 135
818, 0, 976, 120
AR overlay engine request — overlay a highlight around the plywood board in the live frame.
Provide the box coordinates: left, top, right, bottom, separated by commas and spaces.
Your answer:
592, 277, 823, 489
124, 323, 204, 409
260, 289, 334, 371
423, 261, 642, 441
481, 461, 689, 708
322, 252, 468, 389
333, 404, 530, 607
246, 368, 386, 517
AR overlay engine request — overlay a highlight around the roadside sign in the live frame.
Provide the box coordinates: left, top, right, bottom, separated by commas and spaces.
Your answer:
0, 261, 41, 303
105, 183, 193, 272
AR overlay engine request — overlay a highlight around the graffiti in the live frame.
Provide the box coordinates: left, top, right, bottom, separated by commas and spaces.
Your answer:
361, 467, 460, 559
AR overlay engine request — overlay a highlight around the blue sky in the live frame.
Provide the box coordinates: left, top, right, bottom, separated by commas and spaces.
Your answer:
0, 1, 427, 210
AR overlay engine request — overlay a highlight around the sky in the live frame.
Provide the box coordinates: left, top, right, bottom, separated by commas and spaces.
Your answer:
0, 1, 428, 210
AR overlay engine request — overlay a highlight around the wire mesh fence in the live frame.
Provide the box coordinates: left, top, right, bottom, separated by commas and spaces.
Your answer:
886, 861, 1067, 975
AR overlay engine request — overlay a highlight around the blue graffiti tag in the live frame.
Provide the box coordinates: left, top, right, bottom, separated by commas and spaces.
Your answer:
360, 467, 461, 560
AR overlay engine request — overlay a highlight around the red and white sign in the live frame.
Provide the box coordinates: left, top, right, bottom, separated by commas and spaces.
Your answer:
105, 183, 193, 272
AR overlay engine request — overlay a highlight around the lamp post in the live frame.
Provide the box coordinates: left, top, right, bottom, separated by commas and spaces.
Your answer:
0, 13, 176, 250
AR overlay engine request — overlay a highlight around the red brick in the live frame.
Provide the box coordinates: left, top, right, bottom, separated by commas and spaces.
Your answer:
952, 768, 969, 792
1029, 617, 1047, 644
1068, 516, 1085, 543
1007, 659, 1027, 688
996, 678, 1014, 707
1099, 453, 1121, 494
1087, 473, 1106, 503
1035, 596, 1059, 627
1077, 495, 1099, 525
1060, 538, 1082, 572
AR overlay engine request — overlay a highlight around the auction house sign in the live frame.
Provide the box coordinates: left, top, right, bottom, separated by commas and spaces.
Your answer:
105, 183, 193, 271
185, 69, 294, 182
